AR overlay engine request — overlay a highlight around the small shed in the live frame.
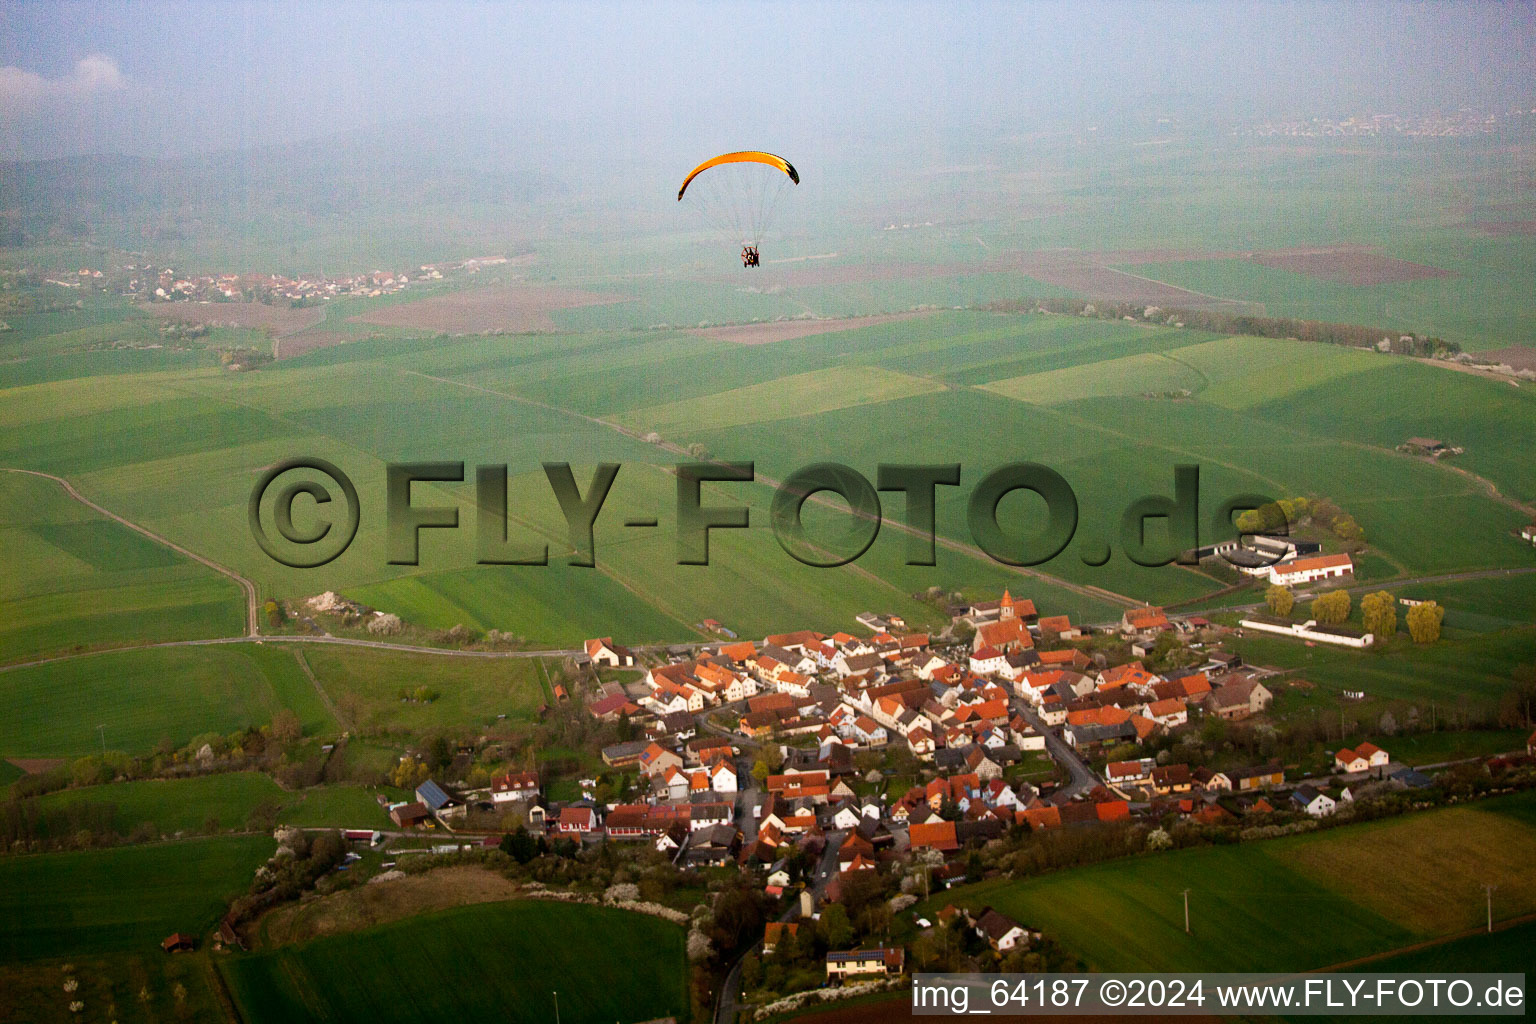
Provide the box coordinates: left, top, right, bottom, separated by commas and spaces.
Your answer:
162, 932, 195, 953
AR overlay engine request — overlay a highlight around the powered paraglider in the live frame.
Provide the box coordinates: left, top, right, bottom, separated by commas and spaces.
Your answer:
677, 151, 799, 267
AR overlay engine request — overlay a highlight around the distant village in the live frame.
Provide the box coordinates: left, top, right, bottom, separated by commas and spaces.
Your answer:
18, 254, 513, 305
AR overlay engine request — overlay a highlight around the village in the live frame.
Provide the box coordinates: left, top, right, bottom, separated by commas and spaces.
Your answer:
11, 254, 513, 306
351, 536, 1510, 1007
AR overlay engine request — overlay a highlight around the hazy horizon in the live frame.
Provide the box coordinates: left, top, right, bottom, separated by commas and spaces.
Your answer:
3, 1, 1534, 164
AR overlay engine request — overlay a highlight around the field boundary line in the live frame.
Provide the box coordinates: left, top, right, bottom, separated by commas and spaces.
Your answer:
1310, 910, 1536, 973
1, 467, 259, 637
289, 648, 349, 733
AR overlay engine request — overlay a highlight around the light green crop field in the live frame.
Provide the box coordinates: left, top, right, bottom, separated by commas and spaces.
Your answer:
982, 351, 1203, 404
220, 900, 689, 1024
296, 645, 548, 733
32, 771, 287, 836
0, 643, 332, 759
0, 835, 275, 962
1163, 335, 1387, 409
931, 791, 1536, 972
615, 364, 946, 436
0, 470, 244, 663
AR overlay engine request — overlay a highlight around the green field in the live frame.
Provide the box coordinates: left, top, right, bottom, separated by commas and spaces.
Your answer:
1228, 626, 1534, 709
32, 773, 402, 836
296, 645, 549, 733
1339, 919, 1536, 976
276, 783, 405, 828
0, 835, 274, 961
0, 470, 244, 662
4, 295, 1533, 649
33, 772, 287, 836
615, 363, 947, 436
221, 900, 689, 1024
982, 351, 1203, 405
0, 643, 332, 759
931, 791, 1536, 973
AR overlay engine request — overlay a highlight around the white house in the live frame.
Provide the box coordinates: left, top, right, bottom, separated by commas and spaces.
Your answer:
584, 637, 636, 668
832, 803, 862, 830
969, 646, 1010, 676
1292, 785, 1337, 818
710, 761, 739, 794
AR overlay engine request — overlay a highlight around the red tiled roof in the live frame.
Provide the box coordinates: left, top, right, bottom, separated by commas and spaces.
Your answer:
908, 820, 959, 852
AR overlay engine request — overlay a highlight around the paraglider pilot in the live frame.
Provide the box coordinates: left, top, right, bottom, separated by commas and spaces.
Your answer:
741, 245, 759, 268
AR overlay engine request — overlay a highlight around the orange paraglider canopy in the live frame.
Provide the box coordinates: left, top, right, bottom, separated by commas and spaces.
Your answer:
677, 151, 799, 201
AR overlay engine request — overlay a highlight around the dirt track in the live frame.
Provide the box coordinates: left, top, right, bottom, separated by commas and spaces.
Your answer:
689, 311, 940, 346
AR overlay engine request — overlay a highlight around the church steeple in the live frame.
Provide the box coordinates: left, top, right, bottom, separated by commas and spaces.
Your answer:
1000, 590, 1015, 620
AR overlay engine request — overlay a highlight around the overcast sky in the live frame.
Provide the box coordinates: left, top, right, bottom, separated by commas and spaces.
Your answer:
2, 1, 1533, 162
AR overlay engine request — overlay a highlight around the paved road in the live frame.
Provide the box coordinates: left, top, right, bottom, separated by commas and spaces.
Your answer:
0, 629, 731, 674
1010, 697, 1100, 798
1087, 566, 1536, 630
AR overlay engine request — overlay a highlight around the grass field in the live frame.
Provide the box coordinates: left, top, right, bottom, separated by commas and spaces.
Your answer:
0, 643, 332, 759
0, 951, 231, 1024
0, 471, 244, 663
0, 835, 274, 962
929, 790, 1536, 973
276, 783, 406, 828
4, 299, 1532, 643
1339, 919, 1536, 976
982, 351, 1204, 405
221, 900, 689, 1024
32, 773, 404, 836
615, 364, 946, 436
32, 771, 287, 836
1227, 626, 1534, 709
297, 645, 548, 733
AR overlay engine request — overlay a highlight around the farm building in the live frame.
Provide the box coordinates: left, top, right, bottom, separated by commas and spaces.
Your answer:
1239, 615, 1373, 649
415, 779, 464, 819
1265, 553, 1354, 587
389, 801, 431, 828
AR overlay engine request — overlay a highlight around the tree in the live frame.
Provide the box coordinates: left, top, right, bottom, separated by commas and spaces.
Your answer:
1406, 601, 1444, 643
751, 759, 771, 783
500, 825, 543, 864
818, 902, 854, 950
428, 735, 452, 772
1310, 589, 1352, 625
1333, 515, 1366, 544
271, 709, 302, 744
1265, 585, 1294, 618
1235, 502, 1287, 535
1360, 591, 1396, 640
740, 953, 763, 990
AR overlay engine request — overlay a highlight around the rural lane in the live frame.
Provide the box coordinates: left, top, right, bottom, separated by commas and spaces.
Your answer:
1010, 698, 1100, 798
2, 467, 261, 636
